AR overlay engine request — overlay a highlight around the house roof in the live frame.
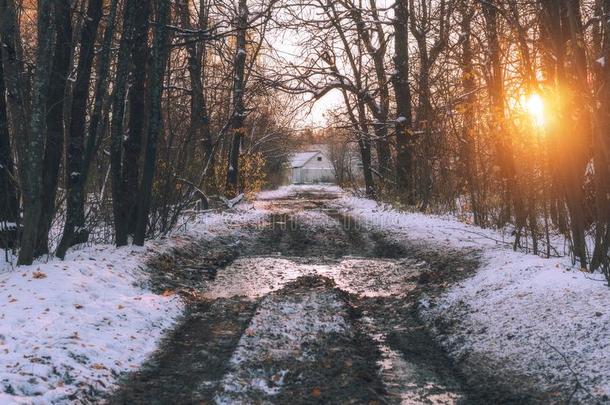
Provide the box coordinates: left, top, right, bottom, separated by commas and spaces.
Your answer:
291, 151, 321, 168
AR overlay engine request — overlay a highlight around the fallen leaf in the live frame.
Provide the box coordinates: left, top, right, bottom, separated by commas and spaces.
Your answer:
311, 387, 321, 397
74, 304, 83, 309
91, 363, 106, 370
32, 271, 47, 279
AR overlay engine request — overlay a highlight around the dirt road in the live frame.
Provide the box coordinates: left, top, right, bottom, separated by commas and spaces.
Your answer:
107, 188, 526, 404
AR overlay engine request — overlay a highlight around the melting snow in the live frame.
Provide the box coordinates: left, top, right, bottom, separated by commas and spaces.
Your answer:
215, 288, 349, 403
339, 193, 610, 401
0, 204, 267, 403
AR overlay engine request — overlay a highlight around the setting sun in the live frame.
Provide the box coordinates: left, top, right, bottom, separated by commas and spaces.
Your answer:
524, 93, 545, 127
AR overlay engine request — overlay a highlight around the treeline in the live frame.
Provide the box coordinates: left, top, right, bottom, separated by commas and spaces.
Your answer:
2, 0, 610, 279
0, 0, 291, 265
272, 0, 610, 279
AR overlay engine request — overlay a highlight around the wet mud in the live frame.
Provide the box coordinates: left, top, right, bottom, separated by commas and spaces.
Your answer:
107, 188, 545, 404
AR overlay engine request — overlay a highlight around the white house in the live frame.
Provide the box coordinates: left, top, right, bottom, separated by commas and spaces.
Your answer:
290, 150, 335, 184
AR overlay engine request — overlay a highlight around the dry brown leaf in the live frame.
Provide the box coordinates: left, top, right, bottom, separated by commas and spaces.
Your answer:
32, 271, 47, 279
311, 387, 321, 397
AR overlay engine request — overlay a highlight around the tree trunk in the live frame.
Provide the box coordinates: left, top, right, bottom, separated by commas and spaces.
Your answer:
110, 0, 136, 246
56, 0, 104, 258
124, 0, 151, 236
37, 0, 73, 255
591, 0, 610, 272
0, 0, 28, 248
17, 0, 56, 265
482, 0, 526, 231
226, 0, 248, 195
458, 1, 482, 226
133, 0, 171, 245
564, 0, 590, 267
57, 0, 117, 259
0, 61, 19, 247
541, 0, 589, 267
179, 0, 213, 190
347, 1, 391, 183
415, 65, 433, 206
358, 136, 375, 197
392, 0, 415, 204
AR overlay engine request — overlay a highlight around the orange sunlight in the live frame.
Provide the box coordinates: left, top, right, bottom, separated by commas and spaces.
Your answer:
523, 93, 545, 127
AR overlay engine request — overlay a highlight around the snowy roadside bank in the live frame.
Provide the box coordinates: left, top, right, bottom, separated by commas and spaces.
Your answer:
0, 204, 266, 404
338, 192, 610, 403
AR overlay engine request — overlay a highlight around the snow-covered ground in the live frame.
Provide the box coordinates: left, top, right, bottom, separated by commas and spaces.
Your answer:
257, 184, 343, 201
215, 287, 350, 403
0, 204, 266, 404
3, 184, 608, 403
339, 192, 610, 402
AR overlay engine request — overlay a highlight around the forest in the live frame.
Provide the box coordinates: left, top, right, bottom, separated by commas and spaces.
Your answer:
3, 0, 610, 402
0, 0, 609, 284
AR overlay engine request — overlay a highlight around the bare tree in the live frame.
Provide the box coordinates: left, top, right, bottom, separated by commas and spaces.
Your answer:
16, 0, 57, 264
36, 0, 72, 255
226, 0, 249, 194
0, 61, 19, 247
393, 0, 415, 203
134, 0, 172, 245
57, 0, 118, 258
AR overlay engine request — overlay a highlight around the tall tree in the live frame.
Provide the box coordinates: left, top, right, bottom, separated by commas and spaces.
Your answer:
0, 61, 19, 247
226, 0, 249, 194
392, 0, 415, 203
57, 0, 117, 258
481, 0, 524, 231
110, 0, 137, 246
178, 0, 214, 194
37, 0, 73, 255
540, 0, 589, 267
408, 0, 450, 205
344, 0, 392, 181
134, 0, 172, 245
16, 0, 57, 264
0, 0, 28, 249
124, 0, 151, 236
457, 0, 482, 225
591, 0, 610, 273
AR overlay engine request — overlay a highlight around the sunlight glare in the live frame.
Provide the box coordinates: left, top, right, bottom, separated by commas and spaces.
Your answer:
524, 93, 545, 127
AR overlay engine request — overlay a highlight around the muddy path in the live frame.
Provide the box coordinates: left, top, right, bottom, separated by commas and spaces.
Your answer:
108, 188, 536, 404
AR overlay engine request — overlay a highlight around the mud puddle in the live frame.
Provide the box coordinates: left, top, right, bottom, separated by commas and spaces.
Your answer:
215, 276, 385, 404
